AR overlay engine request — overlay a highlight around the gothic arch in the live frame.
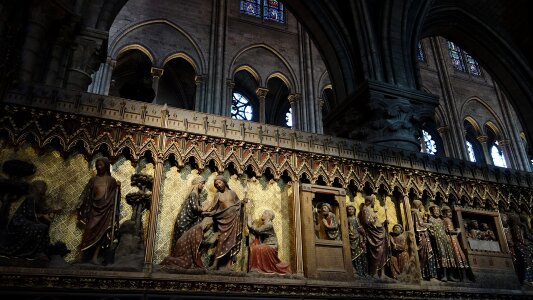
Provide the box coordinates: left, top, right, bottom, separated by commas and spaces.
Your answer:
422, 5, 533, 151
229, 44, 299, 92
266, 72, 293, 93
109, 19, 206, 73
233, 65, 261, 86
162, 52, 200, 74
461, 97, 506, 135
115, 44, 155, 65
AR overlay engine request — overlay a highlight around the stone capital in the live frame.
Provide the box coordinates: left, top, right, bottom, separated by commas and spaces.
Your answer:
437, 126, 448, 135
226, 79, 235, 89
195, 75, 206, 85
497, 139, 510, 146
151, 67, 164, 78
476, 135, 488, 143
256, 87, 269, 98
288, 93, 301, 104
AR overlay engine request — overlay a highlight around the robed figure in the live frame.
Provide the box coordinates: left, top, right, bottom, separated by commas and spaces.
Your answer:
347, 205, 367, 277
202, 175, 244, 270
170, 176, 206, 256
411, 200, 437, 280
77, 157, 121, 264
0, 180, 51, 260
247, 209, 291, 274
160, 217, 215, 269
360, 195, 389, 278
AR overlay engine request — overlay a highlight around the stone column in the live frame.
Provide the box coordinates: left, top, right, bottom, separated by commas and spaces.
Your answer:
225, 79, 235, 117
437, 126, 451, 157
288, 93, 300, 129
151, 67, 164, 104
317, 98, 324, 134
256, 87, 269, 124
20, 6, 48, 83
65, 28, 107, 91
194, 75, 206, 112
88, 58, 116, 95
323, 80, 439, 151
477, 135, 492, 165
143, 153, 164, 272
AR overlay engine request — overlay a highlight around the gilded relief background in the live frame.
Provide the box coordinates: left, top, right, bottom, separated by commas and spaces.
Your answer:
153, 164, 292, 267
0, 139, 147, 262
346, 192, 400, 232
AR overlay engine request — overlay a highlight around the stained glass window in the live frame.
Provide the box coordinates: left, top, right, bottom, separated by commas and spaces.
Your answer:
286, 107, 292, 127
231, 92, 253, 120
240, 0, 261, 18
263, 0, 285, 23
448, 41, 466, 72
421, 130, 437, 155
240, 0, 285, 23
417, 42, 426, 62
466, 141, 477, 162
465, 52, 482, 76
491, 142, 507, 168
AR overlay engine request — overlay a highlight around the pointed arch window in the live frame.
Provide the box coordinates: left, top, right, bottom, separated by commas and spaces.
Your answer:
231, 92, 253, 120
491, 142, 507, 168
240, 0, 285, 23
466, 141, 477, 162
417, 42, 426, 62
263, 0, 284, 22
448, 41, 467, 72
447, 41, 482, 77
285, 107, 293, 127
465, 52, 482, 76
421, 130, 437, 155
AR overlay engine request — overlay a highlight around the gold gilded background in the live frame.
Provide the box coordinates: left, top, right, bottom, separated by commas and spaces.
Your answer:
0, 139, 147, 262
346, 192, 399, 232
153, 165, 292, 267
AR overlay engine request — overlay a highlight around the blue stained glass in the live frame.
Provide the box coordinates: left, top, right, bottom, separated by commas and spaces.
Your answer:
240, 0, 261, 18
448, 41, 466, 72
417, 42, 426, 62
263, 0, 284, 23
465, 52, 482, 76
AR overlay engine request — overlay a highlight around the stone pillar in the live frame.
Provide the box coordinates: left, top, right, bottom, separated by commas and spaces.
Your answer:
317, 98, 324, 134
430, 37, 467, 159
45, 21, 75, 87
437, 126, 451, 157
477, 135, 492, 165
323, 80, 439, 151
288, 93, 300, 129
151, 67, 164, 104
20, 6, 48, 83
194, 75, 206, 112
256, 87, 269, 124
143, 153, 164, 272
65, 28, 107, 91
225, 79, 235, 117
88, 58, 116, 95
